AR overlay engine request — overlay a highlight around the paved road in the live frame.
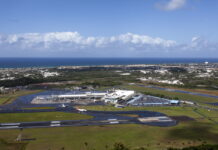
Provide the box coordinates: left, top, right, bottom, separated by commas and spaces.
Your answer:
136, 84, 218, 106
137, 84, 218, 99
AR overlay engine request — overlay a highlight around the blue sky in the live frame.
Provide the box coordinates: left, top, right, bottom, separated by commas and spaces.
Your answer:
0, 0, 218, 57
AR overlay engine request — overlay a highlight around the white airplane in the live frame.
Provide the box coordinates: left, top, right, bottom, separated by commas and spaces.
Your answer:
61, 104, 66, 108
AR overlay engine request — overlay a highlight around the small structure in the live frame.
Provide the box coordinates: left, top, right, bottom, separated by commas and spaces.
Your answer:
169, 100, 180, 105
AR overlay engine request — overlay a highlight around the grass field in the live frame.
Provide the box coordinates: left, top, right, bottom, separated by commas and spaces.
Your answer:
0, 105, 218, 150
23, 107, 55, 110
0, 112, 92, 123
0, 121, 217, 150
0, 139, 27, 150
79, 105, 218, 120
0, 110, 216, 150
0, 90, 42, 105
1, 86, 218, 150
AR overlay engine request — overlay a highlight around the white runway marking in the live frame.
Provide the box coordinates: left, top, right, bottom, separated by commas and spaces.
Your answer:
50, 124, 60, 127
51, 121, 61, 124
0, 126, 19, 129
0, 123, 20, 126
109, 121, 119, 124
108, 119, 117, 121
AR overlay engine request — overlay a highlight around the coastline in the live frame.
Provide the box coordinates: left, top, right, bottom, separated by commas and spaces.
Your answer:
0, 57, 218, 69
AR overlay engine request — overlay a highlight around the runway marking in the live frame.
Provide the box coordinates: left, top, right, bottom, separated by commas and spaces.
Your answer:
0, 123, 20, 126
0, 126, 19, 129
108, 119, 117, 121
51, 121, 61, 124
50, 123, 60, 127
109, 121, 119, 124
138, 116, 173, 122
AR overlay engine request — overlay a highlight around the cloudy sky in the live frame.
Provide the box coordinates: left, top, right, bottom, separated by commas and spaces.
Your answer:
0, 0, 218, 57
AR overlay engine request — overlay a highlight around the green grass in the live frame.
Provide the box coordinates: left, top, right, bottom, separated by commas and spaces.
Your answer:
0, 121, 218, 150
0, 90, 42, 105
0, 112, 92, 123
0, 139, 27, 150
23, 107, 55, 110
124, 85, 218, 104
79, 105, 201, 118
196, 108, 218, 118
0, 106, 218, 150
80, 105, 218, 124
0, 97, 9, 105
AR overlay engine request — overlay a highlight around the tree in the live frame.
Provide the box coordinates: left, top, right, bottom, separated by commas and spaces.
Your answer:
112, 142, 129, 150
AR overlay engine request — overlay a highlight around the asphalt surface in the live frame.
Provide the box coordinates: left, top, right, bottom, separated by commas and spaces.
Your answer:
137, 84, 218, 105
138, 85, 218, 99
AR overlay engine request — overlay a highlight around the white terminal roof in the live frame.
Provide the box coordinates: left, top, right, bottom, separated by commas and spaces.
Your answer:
36, 90, 135, 101
57, 92, 107, 98
104, 90, 135, 100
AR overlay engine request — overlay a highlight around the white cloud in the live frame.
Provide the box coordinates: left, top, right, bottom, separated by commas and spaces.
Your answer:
0, 32, 217, 57
0, 32, 176, 50
157, 0, 186, 11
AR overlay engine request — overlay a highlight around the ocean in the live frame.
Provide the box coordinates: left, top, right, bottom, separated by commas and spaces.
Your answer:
0, 58, 218, 68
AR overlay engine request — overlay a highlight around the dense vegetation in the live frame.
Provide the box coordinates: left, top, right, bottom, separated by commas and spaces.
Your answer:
1, 66, 218, 90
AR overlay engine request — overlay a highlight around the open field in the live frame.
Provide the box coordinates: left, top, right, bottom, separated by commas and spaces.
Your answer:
124, 85, 218, 104
23, 107, 55, 110
1, 87, 218, 150
0, 139, 27, 150
0, 90, 42, 105
0, 105, 218, 150
0, 121, 218, 150
79, 105, 218, 120
0, 112, 92, 123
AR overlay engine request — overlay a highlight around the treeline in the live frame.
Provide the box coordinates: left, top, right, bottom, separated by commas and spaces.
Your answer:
0, 76, 67, 87
76, 142, 218, 150
0, 77, 123, 88
168, 144, 218, 150
82, 80, 122, 87
0, 77, 45, 87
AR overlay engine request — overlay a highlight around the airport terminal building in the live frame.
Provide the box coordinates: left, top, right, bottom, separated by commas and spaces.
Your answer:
31, 89, 179, 106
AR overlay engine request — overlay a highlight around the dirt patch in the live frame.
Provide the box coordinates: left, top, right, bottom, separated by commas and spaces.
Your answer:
170, 116, 195, 122
119, 114, 139, 118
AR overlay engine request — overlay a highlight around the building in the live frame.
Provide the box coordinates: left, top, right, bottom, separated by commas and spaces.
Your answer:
32, 89, 135, 104
103, 90, 135, 104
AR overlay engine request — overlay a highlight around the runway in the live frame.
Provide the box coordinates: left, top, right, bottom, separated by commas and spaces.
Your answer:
0, 108, 177, 129
0, 119, 133, 129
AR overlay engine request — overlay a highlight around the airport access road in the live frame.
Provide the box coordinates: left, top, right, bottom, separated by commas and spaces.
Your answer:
137, 84, 218, 99
136, 84, 218, 106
